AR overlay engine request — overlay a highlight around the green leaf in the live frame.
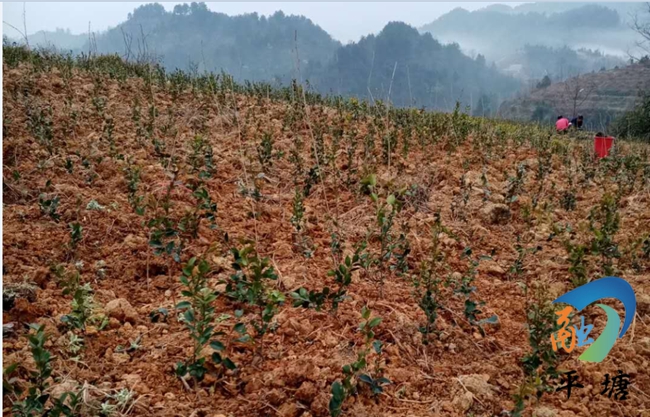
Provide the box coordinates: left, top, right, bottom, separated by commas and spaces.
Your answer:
209, 341, 225, 351
183, 309, 195, 323
477, 314, 499, 325
368, 317, 382, 328
331, 380, 345, 397
223, 358, 237, 370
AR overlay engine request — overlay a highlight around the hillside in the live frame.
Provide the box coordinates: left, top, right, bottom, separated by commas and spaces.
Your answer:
498, 62, 650, 129
3, 45, 650, 417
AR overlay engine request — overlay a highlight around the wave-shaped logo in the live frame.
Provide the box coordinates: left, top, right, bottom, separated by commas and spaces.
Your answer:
552, 277, 636, 362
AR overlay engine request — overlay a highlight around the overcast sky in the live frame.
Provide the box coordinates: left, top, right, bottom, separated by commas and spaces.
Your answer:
3, 2, 523, 43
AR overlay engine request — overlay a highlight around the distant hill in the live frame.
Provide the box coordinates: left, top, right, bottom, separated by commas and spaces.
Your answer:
498, 61, 650, 130
419, 3, 639, 79
307, 22, 520, 111
7, 3, 521, 112
509, 2, 643, 21
87, 3, 340, 83
5, 28, 86, 51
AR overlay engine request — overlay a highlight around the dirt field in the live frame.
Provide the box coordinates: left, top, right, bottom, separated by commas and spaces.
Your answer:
3, 52, 650, 417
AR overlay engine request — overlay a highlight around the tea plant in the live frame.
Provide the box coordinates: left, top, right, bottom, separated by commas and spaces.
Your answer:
588, 193, 620, 275
123, 162, 144, 215
175, 258, 235, 383
68, 222, 83, 253
454, 248, 481, 323
505, 163, 527, 205
38, 194, 60, 222
412, 213, 445, 344
367, 191, 403, 294
187, 135, 215, 179
226, 245, 283, 349
257, 132, 275, 171
60, 281, 94, 332
480, 167, 491, 203
178, 186, 218, 239
290, 187, 305, 232
329, 307, 390, 417
291, 250, 361, 312
512, 290, 560, 416
147, 175, 183, 262
26, 102, 54, 155
565, 242, 589, 288
10, 324, 84, 416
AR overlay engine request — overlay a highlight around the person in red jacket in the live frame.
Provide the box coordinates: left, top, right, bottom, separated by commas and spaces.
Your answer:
556, 115, 570, 133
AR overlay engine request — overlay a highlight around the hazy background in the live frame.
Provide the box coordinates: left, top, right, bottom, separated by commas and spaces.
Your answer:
2, 2, 649, 128
3, 2, 521, 43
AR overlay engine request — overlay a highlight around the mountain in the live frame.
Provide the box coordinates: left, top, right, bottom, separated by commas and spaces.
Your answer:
498, 61, 650, 129
419, 3, 638, 79
90, 3, 340, 83
5, 28, 86, 50
307, 22, 520, 111
509, 2, 643, 21
9, 3, 521, 112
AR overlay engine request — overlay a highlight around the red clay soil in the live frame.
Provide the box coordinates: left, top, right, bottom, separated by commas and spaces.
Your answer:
3, 62, 650, 417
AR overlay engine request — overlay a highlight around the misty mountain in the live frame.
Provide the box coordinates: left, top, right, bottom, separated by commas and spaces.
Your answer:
8, 3, 521, 112
90, 3, 340, 83
8, 28, 86, 50
419, 3, 640, 80
506, 2, 643, 21
307, 22, 520, 111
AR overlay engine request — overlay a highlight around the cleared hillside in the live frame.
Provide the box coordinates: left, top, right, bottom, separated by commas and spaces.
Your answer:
3, 46, 650, 417
498, 62, 650, 129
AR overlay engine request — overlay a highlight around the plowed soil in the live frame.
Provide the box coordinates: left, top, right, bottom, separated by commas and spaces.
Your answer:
3, 61, 650, 417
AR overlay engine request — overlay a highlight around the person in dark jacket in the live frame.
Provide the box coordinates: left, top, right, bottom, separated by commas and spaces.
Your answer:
570, 115, 584, 130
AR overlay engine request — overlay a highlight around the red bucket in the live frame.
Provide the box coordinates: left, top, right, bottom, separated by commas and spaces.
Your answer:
594, 136, 614, 159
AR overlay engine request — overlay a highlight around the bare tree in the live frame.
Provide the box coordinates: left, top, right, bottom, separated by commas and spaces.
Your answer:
632, 2, 650, 57
562, 74, 597, 118
3, 3, 30, 49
